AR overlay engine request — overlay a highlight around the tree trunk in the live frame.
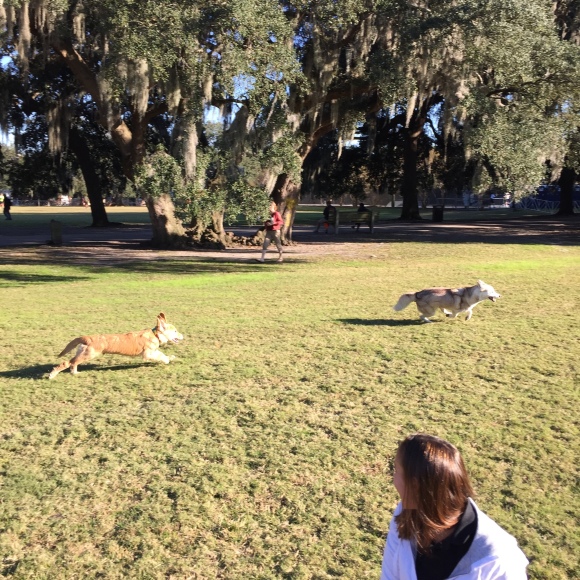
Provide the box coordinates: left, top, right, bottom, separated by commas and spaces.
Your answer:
129, 113, 148, 177
146, 194, 186, 247
271, 173, 301, 242
399, 95, 444, 220
128, 114, 186, 247
184, 213, 227, 249
400, 125, 422, 220
209, 210, 227, 249
556, 166, 577, 216
69, 127, 110, 227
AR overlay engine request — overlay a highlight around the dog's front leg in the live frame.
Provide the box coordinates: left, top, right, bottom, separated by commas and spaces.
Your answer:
48, 360, 70, 379
142, 349, 175, 364
465, 309, 474, 321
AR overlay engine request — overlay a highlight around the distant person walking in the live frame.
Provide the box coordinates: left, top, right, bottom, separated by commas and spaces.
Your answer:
3, 195, 12, 220
257, 201, 284, 263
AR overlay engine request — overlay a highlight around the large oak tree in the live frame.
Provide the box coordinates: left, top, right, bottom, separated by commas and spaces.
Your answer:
0, 0, 298, 245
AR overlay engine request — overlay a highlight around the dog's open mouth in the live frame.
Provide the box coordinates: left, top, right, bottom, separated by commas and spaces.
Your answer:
489, 297, 497, 302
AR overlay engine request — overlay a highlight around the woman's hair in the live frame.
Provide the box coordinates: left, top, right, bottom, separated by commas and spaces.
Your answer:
395, 433, 474, 552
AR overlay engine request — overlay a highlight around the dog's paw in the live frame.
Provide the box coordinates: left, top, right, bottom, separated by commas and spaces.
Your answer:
167, 355, 176, 363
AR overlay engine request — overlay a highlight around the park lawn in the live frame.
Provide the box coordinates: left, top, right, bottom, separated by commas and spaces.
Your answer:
2, 205, 543, 230
294, 205, 542, 225
0, 207, 151, 229
0, 241, 578, 579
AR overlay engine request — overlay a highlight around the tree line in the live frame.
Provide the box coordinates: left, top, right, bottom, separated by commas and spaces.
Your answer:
0, 0, 579, 247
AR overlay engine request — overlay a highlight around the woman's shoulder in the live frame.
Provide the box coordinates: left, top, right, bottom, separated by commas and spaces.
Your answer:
470, 499, 521, 547
456, 499, 529, 576
387, 502, 403, 536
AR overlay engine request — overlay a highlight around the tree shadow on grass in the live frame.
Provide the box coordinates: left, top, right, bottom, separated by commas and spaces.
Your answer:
337, 318, 425, 326
0, 362, 154, 380
108, 258, 310, 275
0, 252, 309, 274
0, 270, 90, 286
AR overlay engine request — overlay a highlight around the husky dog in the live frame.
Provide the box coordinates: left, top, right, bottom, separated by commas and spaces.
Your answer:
48, 313, 183, 379
393, 280, 501, 322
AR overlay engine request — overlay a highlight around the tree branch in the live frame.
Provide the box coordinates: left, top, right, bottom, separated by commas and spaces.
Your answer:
51, 38, 102, 108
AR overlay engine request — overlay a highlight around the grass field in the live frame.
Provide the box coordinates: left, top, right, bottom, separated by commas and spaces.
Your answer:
0, 204, 543, 230
0, 236, 579, 578
0, 207, 151, 229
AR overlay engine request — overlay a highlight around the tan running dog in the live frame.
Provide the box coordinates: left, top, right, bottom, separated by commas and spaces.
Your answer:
48, 313, 183, 379
393, 280, 501, 322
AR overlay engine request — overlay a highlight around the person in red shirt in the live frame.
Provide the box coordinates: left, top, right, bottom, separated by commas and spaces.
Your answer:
258, 201, 284, 263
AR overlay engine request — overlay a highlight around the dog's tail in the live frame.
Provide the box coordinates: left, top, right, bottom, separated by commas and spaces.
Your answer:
393, 293, 416, 311
58, 337, 85, 357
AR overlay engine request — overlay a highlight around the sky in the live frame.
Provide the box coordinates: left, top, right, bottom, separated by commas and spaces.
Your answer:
0, 57, 14, 146
0, 132, 14, 146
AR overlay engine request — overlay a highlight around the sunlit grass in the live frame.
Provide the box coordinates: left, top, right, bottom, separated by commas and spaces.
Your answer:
294, 204, 544, 224
1, 206, 151, 228
3, 204, 544, 230
0, 241, 578, 578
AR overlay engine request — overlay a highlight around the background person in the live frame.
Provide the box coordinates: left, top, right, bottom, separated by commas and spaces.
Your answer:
257, 201, 284, 263
314, 200, 335, 233
3, 195, 12, 220
381, 433, 528, 580
353, 201, 368, 230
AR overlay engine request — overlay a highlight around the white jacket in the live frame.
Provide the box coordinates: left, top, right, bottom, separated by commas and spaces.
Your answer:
380, 499, 529, 580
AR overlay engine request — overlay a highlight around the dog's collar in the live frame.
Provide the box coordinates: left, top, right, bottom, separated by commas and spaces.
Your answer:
152, 326, 163, 339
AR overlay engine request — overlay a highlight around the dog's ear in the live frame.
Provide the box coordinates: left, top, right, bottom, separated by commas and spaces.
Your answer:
157, 313, 167, 327
477, 280, 485, 287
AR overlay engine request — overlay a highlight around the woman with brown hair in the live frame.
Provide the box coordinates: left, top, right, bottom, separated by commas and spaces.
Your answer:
380, 434, 528, 580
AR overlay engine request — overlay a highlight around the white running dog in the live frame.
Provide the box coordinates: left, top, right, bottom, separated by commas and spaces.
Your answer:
393, 280, 501, 322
